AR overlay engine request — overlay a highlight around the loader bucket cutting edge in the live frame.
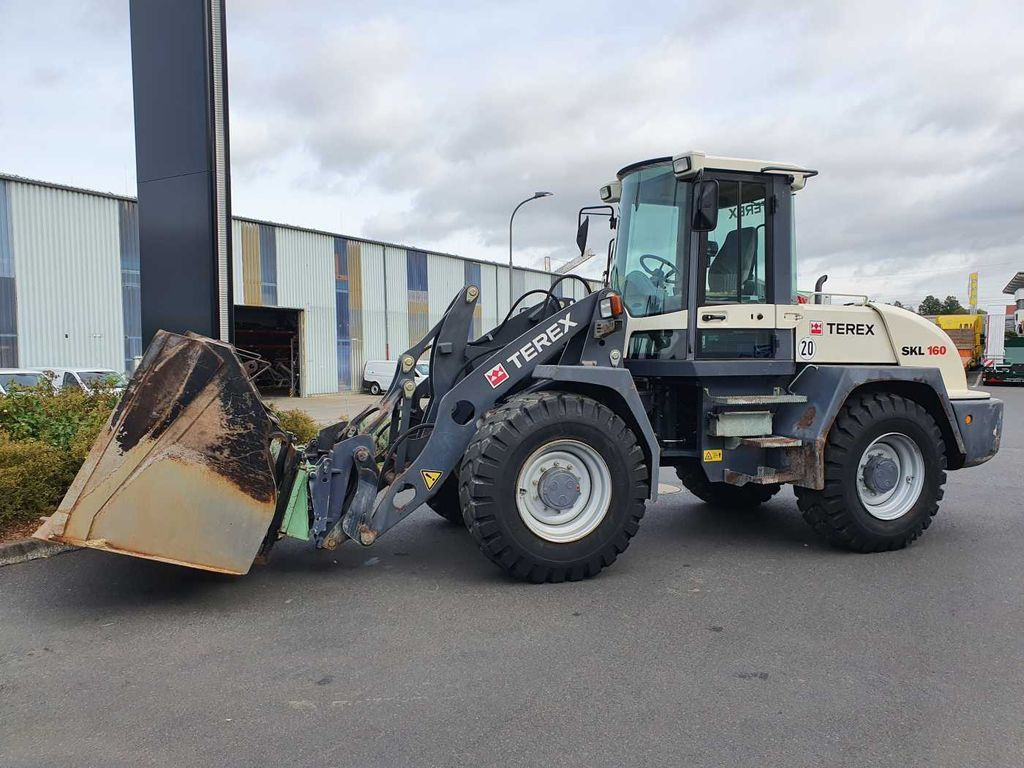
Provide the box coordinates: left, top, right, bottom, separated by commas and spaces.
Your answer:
33, 330, 288, 575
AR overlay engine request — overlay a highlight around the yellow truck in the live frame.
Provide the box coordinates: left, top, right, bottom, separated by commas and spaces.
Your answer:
925, 314, 984, 370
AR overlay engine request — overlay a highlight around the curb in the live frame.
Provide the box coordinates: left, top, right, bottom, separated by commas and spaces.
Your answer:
0, 537, 77, 568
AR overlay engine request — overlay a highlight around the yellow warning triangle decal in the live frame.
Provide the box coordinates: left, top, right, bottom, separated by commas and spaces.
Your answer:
421, 470, 443, 490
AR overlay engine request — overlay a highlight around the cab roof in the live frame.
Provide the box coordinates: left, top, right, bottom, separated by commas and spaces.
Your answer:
614, 150, 818, 191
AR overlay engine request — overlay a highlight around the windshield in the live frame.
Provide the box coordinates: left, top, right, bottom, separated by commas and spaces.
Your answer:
609, 164, 690, 317
78, 371, 126, 387
0, 373, 44, 388
415, 364, 429, 376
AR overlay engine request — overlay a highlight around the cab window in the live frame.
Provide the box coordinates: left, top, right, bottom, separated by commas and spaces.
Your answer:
704, 180, 768, 304
610, 164, 690, 317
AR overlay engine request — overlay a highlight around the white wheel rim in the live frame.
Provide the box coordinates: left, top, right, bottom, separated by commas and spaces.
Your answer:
856, 432, 925, 521
515, 439, 612, 543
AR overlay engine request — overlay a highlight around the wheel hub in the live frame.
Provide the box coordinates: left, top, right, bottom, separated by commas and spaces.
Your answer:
538, 468, 581, 510
515, 440, 612, 543
862, 455, 899, 493
855, 432, 925, 521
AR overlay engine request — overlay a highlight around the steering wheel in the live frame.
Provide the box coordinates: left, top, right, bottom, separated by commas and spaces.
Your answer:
639, 253, 678, 285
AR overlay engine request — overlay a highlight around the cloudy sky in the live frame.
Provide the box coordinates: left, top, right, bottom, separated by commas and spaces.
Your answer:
2, 0, 1023, 308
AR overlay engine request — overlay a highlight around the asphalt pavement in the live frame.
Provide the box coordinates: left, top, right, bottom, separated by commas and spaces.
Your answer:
2, 387, 1023, 767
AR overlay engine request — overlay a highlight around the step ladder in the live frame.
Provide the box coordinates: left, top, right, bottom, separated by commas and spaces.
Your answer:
705, 388, 807, 485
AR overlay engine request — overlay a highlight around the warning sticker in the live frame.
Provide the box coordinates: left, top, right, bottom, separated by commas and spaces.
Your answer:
421, 470, 443, 490
703, 449, 723, 463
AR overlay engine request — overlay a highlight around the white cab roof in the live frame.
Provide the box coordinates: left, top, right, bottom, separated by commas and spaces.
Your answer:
673, 151, 817, 191
605, 150, 817, 201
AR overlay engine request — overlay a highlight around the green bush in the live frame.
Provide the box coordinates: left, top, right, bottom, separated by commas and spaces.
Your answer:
0, 435, 82, 532
0, 383, 117, 451
274, 408, 319, 444
0, 383, 117, 537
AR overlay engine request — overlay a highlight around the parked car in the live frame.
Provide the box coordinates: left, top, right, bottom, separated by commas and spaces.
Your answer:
362, 360, 429, 395
0, 368, 50, 396
982, 361, 1024, 386
47, 368, 128, 395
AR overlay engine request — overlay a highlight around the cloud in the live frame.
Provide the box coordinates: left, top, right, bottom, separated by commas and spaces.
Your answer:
222, 0, 1024, 304
3, 0, 1023, 306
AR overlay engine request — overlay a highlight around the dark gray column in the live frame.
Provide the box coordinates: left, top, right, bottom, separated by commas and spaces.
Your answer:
130, 0, 233, 346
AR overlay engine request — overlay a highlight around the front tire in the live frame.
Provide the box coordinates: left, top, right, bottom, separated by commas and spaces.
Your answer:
795, 393, 946, 552
675, 461, 781, 508
460, 392, 649, 582
368, 381, 382, 396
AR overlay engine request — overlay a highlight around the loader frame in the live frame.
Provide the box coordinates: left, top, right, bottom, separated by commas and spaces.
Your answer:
305, 280, 659, 550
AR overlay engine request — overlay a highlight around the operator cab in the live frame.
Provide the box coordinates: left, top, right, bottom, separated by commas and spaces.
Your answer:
600, 151, 815, 363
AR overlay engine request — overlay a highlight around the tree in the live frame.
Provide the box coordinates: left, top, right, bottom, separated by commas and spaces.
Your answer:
892, 299, 909, 310
918, 295, 943, 315
940, 295, 967, 314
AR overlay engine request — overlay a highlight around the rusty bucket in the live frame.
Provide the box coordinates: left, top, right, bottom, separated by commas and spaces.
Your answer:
34, 331, 288, 575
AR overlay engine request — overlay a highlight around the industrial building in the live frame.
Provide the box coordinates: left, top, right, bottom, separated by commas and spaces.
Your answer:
0, 173, 586, 395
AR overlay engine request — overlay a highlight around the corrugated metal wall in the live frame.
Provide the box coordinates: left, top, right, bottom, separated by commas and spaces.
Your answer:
334, 238, 351, 391
427, 253, 466, 327
346, 240, 365, 392
275, 227, 337, 396
8, 181, 123, 371
384, 246, 409, 355
359, 241, 387, 365
238, 220, 262, 304
479, 262, 499, 332
0, 176, 583, 393
0, 181, 16, 366
407, 250, 429, 344
231, 219, 244, 301
118, 200, 141, 370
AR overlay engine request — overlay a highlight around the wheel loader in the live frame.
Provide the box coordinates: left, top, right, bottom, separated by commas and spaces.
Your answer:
35, 151, 1004, 581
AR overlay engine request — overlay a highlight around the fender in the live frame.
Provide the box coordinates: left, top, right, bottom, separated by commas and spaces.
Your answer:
533, 364, 660, 501
775, 364, 967, 488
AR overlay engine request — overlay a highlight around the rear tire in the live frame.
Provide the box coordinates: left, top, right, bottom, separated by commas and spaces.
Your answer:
795, 393, 946, 552
675, 461, 781, 508
460, 392, 649, 583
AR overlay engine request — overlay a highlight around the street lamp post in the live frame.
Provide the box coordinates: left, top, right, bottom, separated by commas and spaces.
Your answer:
508, 191, 553, 311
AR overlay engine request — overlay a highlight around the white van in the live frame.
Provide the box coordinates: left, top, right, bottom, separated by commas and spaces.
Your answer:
362, 360, 429, 395
0, 369, 49, 395
47, 368, 127, 395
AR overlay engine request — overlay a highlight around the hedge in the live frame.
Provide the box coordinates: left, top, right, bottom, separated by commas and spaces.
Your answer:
0, 382, 320, 539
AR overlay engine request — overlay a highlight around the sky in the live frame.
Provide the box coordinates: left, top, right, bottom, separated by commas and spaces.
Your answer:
1, 0, 1023, 308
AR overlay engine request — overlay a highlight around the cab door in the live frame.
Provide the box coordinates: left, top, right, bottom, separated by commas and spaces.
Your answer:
694, 175, 789, 361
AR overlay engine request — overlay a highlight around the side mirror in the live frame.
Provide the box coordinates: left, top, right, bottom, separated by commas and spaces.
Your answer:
692, 179, 719, 232
575, 217, 589, 256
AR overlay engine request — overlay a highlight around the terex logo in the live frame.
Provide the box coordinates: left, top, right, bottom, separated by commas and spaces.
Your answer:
484, 363, 510, 389
826, 322, 875, 336
809, 320, 823, 335
505, 315, 579, 369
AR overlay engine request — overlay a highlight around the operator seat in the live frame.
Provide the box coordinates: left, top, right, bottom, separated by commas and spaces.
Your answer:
708, 227, 757, 294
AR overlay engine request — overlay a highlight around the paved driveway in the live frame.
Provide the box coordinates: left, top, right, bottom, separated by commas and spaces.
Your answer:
2, 388, 1022, 767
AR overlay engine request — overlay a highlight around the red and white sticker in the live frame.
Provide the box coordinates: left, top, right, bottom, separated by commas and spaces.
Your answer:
484, 363, 510, 389
810, 320, 823, 335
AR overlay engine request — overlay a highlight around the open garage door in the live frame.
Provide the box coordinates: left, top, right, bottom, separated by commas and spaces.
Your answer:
234, 305, 302, 396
